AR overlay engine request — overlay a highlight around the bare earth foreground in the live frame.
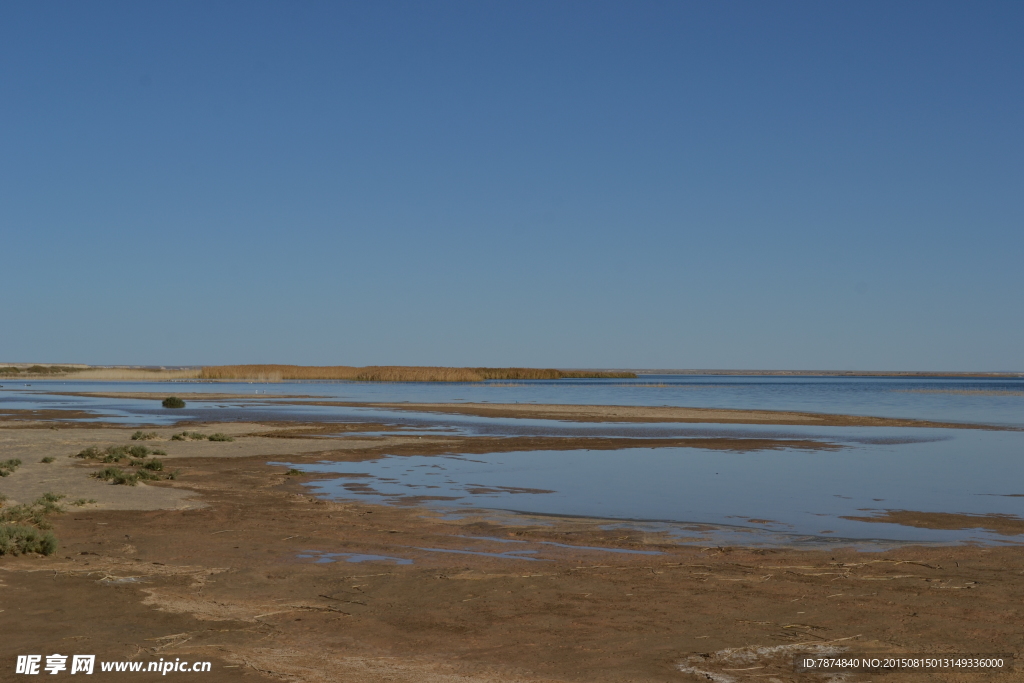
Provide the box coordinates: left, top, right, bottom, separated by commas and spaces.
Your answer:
1, 407, 1022, 682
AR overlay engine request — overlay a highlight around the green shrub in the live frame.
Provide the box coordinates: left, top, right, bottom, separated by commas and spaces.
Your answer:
76, 445, 153, 463
35, 493, 65, 514
286, 469, 304, 476
0, 493, 66, 548
40, 456, 55, 464
0, 459, 22, 477
172, 431, 207, 441
208, 433, 234, 442
151, 449, 167, 455
71, 498, 96, 507
93, 467, 139, 486
162, 396, 185, 409
0, 524, 58, 556
131, 431, 158, 441
103, 446, 131, 462
142, 459, 164, 471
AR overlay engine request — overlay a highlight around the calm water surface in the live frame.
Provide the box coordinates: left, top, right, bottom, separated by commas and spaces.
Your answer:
3, 376, 1022, 546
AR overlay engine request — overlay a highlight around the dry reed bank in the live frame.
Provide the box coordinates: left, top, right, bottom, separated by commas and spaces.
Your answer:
1, 364, 634, 382
199, 365, 636, 382
0, 366, 201, 381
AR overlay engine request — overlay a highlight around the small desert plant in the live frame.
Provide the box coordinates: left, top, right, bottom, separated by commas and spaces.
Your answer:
93, 467, 139, 486
131, 431, 158, 441
162, 396, 185, 409
0, 493, 65, 555
71, 498, 97, 506
40, 456, 55, 464
171, 431, 207, 441
0, 459, 22, 477
208, 433, 234, 442
34, 492, 65, 514
285, 469, 304, 476
76, 445, 154, 463
151, 449, 167, 455
142, 459, 164, 471
0, 524, 58, 556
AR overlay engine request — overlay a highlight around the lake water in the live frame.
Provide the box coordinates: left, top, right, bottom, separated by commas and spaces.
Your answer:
3, 376, 1023, 546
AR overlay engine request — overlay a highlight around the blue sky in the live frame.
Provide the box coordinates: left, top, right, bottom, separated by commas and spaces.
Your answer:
1, 1, 1021, 370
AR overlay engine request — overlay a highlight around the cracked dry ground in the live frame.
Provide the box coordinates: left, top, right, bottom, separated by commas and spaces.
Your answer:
1, 423, 1023, 682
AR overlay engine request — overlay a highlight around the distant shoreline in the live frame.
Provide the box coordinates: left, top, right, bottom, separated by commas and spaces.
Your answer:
631, 369, 1024, 378
1, 363, 1020, 381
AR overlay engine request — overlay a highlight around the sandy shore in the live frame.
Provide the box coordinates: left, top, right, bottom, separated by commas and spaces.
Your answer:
1, 420, 1022, 682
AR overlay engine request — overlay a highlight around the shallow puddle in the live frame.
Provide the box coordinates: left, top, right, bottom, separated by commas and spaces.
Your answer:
287, 427, 1024, 546
296, 551, 413, 565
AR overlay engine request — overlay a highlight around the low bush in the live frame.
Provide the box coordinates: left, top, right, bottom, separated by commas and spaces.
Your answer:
208, 433, 234, 442
0, 524, 58, 556
0, 459, 22, 477
71, 498, 96, 507
40, 456, 55, 464
171, 431, 208, 441
35, 492, 65, 514
76, 445, 154, 463
162, 396, 185, 409
0, 493, 64, 555
92, 467, 139, 486
131, 431, 158, 441
88, 454, 176, 484
151, 449, 167, 455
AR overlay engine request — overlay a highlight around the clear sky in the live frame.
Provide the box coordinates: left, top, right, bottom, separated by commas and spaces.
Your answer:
2, 1, 1021, 370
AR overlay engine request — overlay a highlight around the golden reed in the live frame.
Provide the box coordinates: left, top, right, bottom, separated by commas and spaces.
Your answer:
199, 365, 635, 382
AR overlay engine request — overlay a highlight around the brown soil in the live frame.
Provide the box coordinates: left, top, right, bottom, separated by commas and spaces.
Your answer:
842, 510, 1024, 536
1, 423, 1022, 682
0, 408, 117, 423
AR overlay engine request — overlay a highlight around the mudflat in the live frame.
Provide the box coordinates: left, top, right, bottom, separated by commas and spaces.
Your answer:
29, 391, 1019, 430
292, 400, 1016, 430
1, 419, 1022, 682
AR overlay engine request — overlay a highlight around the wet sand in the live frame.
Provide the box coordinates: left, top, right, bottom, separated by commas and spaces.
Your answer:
841, 510, 1024, 536
1, 420, 1023, 682
25, 391, 1020, 430
300, 400, 1018, 430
